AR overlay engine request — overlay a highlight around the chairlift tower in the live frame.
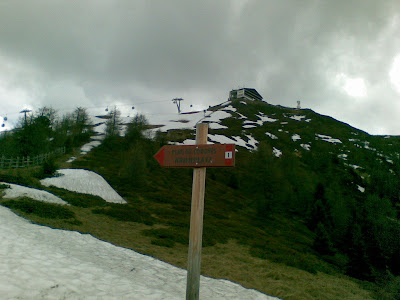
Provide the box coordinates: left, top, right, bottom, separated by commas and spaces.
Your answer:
172, 98, 184, 114
20, 109, 32, 125
297, 100, 301, 110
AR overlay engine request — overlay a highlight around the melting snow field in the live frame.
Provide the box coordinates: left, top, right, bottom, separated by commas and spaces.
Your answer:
40, 169, 126, 204
0, 204, 276, 299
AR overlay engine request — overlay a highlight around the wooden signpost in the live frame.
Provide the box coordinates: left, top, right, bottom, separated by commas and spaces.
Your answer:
154, 144, 235, 168
154, 123, 235, 300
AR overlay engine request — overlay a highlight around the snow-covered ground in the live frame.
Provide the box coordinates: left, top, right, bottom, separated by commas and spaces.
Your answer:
0, 204, 277, 299
40, 169, 126, 204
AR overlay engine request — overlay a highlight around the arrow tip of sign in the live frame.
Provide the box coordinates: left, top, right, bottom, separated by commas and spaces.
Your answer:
154, 147, 165, 165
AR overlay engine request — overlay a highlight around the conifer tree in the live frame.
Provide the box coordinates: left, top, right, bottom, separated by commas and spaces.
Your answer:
104, 107, 122, 138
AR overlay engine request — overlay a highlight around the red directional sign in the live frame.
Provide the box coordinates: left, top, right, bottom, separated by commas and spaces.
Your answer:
154, 144, 235, 167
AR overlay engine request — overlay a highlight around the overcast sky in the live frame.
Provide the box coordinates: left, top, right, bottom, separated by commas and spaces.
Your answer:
0, 0, 400, 135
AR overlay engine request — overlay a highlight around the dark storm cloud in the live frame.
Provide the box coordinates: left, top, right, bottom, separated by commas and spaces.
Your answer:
0, 1, 399, 133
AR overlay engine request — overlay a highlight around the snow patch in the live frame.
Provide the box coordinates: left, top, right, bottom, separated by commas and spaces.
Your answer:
346, 164, 363, 170
171, 139, 197, 145
41, 169, 126, 204
245, 134, 259, 150
273, 147, 282, 158
66, 156, 76, 163
209, 122, 229, 129
236, 112, 247, 119
300, 144, 311, 151
291, 134, 301, 142
206, 110, 232, 123
243, 124, 257, 129
1, 183, 68, 205
208, 134, 238, 145
231, 136, 250, 149
290, 115, 306, 121
265, 132, 278, 140
81, 140, 102, 155
208, 134, 258, 150
221, 105, 237, 112
316, 134, 342, 144
256, 113, 278, 123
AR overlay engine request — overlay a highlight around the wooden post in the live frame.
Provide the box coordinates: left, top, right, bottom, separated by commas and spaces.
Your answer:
186, 122, 208, 300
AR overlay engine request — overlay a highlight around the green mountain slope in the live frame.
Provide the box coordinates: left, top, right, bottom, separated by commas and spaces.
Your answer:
67, 98, 400, 298
2, 98, 400, 299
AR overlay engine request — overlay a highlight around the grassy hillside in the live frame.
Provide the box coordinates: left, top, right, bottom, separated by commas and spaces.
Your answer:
1, 99, 400, 299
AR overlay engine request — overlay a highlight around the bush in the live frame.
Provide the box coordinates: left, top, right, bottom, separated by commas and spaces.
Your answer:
44, 187, 106, 208
92, 205, 154, 225
0, 174, 38, 187
0, 183, 10, 190
43, 158, 58, 176
376, 276, 400, 300
120, 146, 148, 188
142, 227, 188, 245
151, 238, 175, 248
1, 198, 75, 219
35, 158, 59, 179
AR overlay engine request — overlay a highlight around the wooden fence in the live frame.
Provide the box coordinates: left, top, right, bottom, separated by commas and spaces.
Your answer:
0, 147, 66, 169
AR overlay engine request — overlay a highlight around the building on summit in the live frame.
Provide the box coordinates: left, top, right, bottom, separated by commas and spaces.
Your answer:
229, 88, 263, 102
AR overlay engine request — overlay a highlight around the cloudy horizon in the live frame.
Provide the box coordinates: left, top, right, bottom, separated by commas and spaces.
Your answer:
0, 1, 400, 135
